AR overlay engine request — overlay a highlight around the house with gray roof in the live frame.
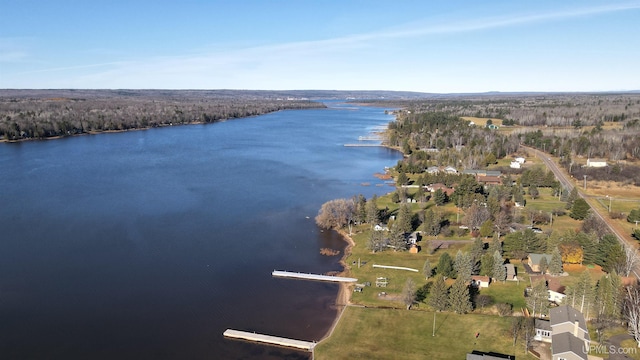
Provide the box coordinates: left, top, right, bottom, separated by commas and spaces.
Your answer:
551, 332, 588, 360
549, 305, 590, 360
534, 318, 551, 343
504, 263, 517, 281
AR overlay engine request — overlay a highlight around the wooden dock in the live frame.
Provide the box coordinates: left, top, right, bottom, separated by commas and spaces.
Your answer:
223, 329, 316, 351
344, 143, 383, 147
272, 270, 357, 283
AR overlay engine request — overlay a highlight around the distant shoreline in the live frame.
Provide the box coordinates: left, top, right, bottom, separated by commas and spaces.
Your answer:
0, 107, 321, 144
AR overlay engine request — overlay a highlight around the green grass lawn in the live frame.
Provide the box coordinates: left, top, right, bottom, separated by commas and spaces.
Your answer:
315, 306, 537, 360
480, 263, 529, 311
520, 189, 582, 234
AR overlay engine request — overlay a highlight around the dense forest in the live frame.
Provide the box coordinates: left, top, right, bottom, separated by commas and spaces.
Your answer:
0, 90, 327, 141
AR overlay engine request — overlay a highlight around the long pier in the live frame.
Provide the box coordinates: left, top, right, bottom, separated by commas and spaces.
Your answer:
344, 144, 383, 147
272, 270, 357, 283
223, 329, 316, 351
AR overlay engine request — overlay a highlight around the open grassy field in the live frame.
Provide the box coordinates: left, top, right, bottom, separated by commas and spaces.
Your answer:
461, 116, 503, 127
480, 260, 530, 310
520, 188, 583, 234
315, 306, 537, 360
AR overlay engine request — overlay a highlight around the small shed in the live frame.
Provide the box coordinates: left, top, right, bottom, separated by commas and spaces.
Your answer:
471, 275, 491, 288
504, 264, 517, 281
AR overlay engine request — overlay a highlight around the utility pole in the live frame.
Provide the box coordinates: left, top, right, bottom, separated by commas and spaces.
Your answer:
583, 175, 587, 190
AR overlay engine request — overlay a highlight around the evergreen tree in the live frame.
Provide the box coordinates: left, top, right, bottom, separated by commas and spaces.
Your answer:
423, 259, 432, 279
628, 208, 640, 223
454, 250, 473, 282
433, 188, 447, 206
566, 270, 593, 314
488, 236, 502, 256
513, 185, 525, 206
470, 237, 484, 273
566, 187, 579, 210
570, 198, 590, 220
388, 224, 407, 251
422, 208, 441, 236
397, 172, 408, 186
437, 252, 455, 278
429, 275, 449, 311
416, 186, 425, 203
503, 232, 526, 259
598, 234, 625, 273
595, 272, 623, 321
539, 256, 549, 274
448, 278, 473, 314
574, 232, 597, 264
355, 194, 367, 224
523, 229, 544, 253
396, 203, 413, 234
479, 219, 494, 238
549, 247, 563, 275
492, 250, 506, 281
480, 253, 495, 276
528, 185, 540, 199
366, 195, 379, 226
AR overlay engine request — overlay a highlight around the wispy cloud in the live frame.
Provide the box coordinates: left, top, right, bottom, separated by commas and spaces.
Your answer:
6, 1, 640, 90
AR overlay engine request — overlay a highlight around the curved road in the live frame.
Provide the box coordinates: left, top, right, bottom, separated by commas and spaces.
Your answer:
521, 145, 640, 279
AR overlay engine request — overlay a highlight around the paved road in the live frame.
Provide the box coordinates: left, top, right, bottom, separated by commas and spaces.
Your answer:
606, 333, 635, 360
521, 145, 640, 279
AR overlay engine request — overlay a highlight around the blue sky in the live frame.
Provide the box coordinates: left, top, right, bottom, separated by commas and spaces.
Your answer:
1, 0, 639, 92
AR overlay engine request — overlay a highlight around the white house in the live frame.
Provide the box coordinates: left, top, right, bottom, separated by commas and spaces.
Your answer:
374, 224, 389, 231
425, 166, 440, 174
586, 158, 607, 167
510, 161, 521, 169
515, 157, 526, 164
471, 276, 491, 288
444, 166, 458, 174
534, 319, 552, 343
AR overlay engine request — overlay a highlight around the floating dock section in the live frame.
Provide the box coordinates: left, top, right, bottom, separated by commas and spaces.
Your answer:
272, 270, 357, 283
223, 329, 316, 351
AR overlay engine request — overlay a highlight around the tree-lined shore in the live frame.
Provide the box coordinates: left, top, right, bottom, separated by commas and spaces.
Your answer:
0, 89, 326, 141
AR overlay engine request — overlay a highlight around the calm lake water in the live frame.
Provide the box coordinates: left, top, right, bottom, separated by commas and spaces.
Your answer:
0, 102, 401, 359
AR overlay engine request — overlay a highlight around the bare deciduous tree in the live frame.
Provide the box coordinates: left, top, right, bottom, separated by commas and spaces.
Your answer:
402, 278, 417, 310
315, 198, 356, 231
624, 284, 640, 347
622, 244, 640, 278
